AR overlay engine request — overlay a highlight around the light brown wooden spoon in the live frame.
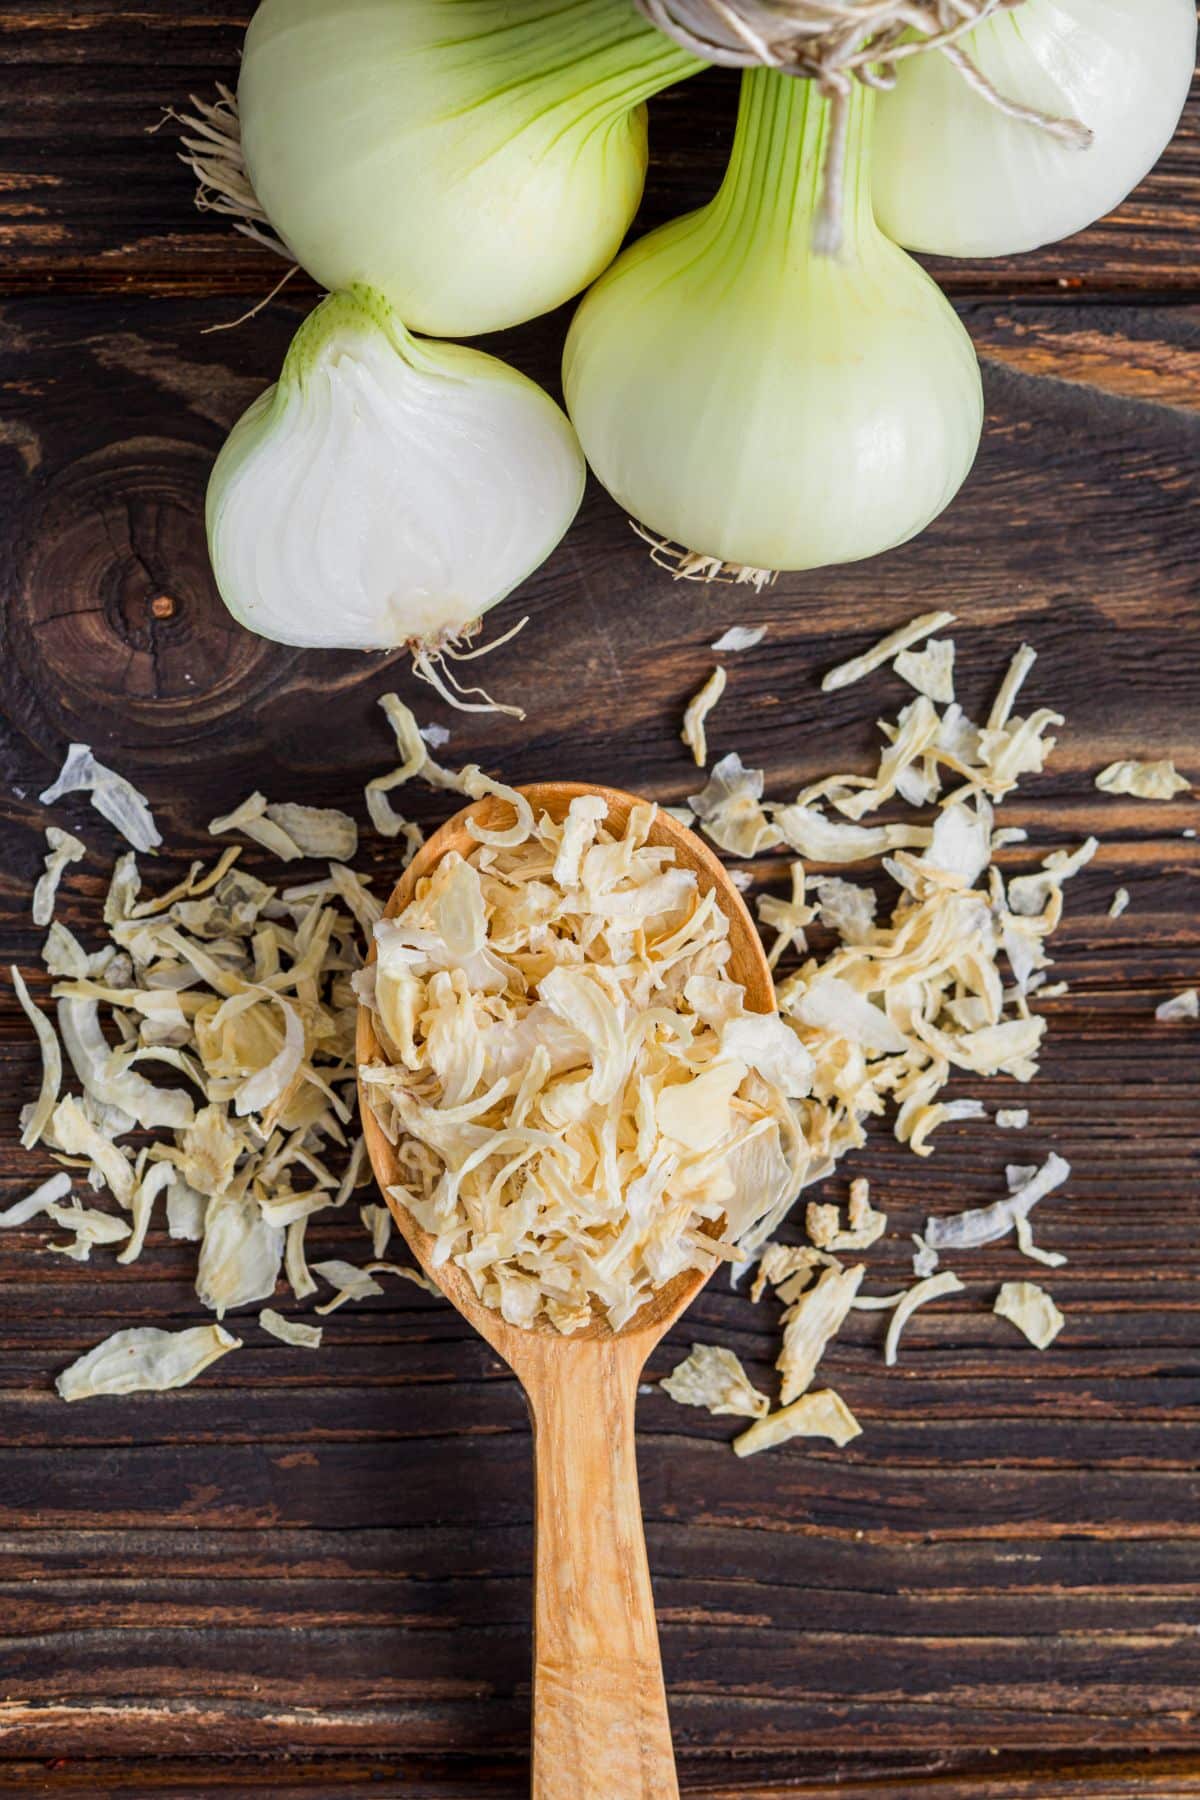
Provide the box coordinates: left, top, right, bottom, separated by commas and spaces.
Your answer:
357, 782, 774, 1800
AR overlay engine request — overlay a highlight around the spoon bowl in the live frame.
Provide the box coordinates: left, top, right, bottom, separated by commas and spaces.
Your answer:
357, 781, 775, 1800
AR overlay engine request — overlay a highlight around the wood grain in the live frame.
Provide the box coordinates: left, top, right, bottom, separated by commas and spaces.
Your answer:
525, 1340, 676, 1800
0, 8, 1197, 1793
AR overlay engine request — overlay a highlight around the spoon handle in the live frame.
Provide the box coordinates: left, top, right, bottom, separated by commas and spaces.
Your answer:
525, 1337, 679, 1800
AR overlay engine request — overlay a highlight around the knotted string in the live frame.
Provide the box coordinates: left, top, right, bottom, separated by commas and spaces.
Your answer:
634, 0, 1092, 252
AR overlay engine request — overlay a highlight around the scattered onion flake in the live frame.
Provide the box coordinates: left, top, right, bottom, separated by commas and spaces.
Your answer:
1015, 1214, 1067, 1270
681, 665, 727, 767
118, 1164, 174, 1267
894, 638, 955, 706
1096, 759, 1191, 801
56, 994, 195, 1132
50, 1095, 136, 1207
1109, 887, 1131, 920
774, 805, 931, 864
1156, 989, 1198, 1024
233, 995, 305, 1117
851, 1288, 908, 1313
734, 1389, 862, 1458
209, 794, 360, 863
750, 1241, 840, 1302
688, 753, 783, 859
365, 691, 465, 843
40, 744, 162, 852
209, 792, 303, 861
361, 1203, 392, 1260
32, 827, 86, 928
196, 1195, 285, 1317
917, 1229, 944, 1279
259, 1307, 323, 1349
365, 1260, 442, 1299
885, 1270, 965, 1367
312, 1259, 385, 1315
56, 1324, 241, 1401
777, 1263, 864, 1404
921, 1153, 1071, 1266
994, 1280, 1064, 1351
0, 1170, 73, 1227
264, 803, 358, 862
821, 612, 956, 694
662, 1344, 770, 1419
49, 1201, 133, 1264
10, 966, 62, 1150
806, 1178, 886, 1253
757, 864, 814, 970
814, 876, 876, 946
711, 626, 766, 653
1007, 837, 1098, 919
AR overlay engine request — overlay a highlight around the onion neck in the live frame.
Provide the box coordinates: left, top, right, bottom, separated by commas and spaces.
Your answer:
711, 68, 876, 259
281, 286, 413, 393
492, 0, 706, 132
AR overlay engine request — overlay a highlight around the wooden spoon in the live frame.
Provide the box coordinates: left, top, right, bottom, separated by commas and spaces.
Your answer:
357, 782, 775, 1800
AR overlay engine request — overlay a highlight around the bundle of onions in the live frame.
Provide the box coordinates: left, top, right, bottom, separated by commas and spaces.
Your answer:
638, 0, 1197, 257
186, 0, 1195, 660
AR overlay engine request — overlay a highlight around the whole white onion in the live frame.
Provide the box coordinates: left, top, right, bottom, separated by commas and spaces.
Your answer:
874, 0, 1198, 257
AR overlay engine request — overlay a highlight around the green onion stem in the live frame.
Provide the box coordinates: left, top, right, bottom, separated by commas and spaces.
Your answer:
454, 0, 706, 135
712, 67, 874, 257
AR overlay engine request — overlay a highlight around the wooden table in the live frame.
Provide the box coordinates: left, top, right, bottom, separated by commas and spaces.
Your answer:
1, 8, 1198, 1796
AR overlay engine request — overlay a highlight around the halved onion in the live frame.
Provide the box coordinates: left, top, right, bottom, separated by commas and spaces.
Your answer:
206, 287, 585, 688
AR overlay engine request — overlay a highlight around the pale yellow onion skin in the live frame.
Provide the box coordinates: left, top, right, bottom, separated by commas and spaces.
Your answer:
238, 0, 703, 338
874, 0, 1197, 257
564, 73, 983, 574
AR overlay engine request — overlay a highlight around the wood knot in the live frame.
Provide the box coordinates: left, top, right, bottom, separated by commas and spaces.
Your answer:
3, 436, 281, 739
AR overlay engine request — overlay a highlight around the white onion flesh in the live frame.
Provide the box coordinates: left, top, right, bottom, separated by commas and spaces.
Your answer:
238, 0, 703, 337
564, 70, 983, 574
206, 286, 585, 654
874, 0, 1197, 257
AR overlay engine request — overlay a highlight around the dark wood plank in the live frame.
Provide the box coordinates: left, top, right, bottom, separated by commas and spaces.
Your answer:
0, 7, 1197, 301
0, 283, 1197, 1794
5, 1750, 1200, 1800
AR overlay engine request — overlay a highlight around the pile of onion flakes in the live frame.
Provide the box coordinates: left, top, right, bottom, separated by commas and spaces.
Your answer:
8, 616, 1181, 1429
660, 614, 1160, 1453
7, 757, 428, 1396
